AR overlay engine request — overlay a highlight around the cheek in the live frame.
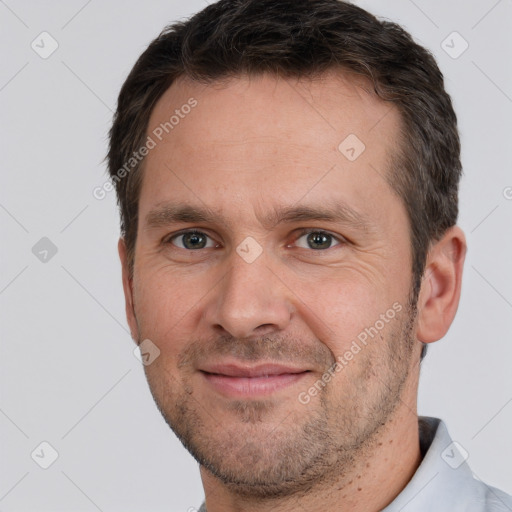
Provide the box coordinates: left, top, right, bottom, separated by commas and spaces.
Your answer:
291, 273, 390, 350
132, 268, 204, 345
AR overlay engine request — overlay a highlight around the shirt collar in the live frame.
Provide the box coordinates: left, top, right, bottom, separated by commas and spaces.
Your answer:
381, 416, 511, 511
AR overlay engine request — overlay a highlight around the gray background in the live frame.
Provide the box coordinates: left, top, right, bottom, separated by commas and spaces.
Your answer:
1, 0, 511, 510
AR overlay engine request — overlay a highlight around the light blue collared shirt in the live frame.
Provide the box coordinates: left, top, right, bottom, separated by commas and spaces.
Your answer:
198, 416, 512, 511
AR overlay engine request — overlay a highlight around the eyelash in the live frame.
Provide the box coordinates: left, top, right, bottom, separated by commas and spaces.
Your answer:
164, 229, 344, 251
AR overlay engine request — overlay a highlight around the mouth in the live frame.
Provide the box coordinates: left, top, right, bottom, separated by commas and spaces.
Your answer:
199, 362, 311, 398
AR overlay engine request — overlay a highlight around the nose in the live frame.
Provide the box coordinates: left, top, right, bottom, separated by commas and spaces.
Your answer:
203, 249, 294, 339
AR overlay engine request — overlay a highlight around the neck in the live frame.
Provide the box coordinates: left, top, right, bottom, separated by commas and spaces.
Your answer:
200, 399, 422, 512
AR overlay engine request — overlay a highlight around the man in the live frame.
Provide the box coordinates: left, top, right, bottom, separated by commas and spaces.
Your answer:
108, 0, 511, 510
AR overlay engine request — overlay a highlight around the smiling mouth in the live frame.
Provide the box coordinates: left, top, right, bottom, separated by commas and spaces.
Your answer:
199, 362, 311, 397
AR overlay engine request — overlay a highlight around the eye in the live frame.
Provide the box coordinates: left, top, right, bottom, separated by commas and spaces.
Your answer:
166, 230, 218, 250
293, 229, 343, 250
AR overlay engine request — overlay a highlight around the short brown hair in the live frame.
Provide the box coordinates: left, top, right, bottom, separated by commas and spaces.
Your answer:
108, 0, 461, 319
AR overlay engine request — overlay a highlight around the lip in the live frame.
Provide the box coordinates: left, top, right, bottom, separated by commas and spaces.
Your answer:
200, 362, 309, 378
199, 362, 310, 397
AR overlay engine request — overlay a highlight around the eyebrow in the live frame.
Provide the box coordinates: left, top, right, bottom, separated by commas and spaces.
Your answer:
144, 201, 375, 233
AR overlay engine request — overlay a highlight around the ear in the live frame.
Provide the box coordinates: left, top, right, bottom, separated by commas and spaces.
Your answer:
118, 238, 140, 344
416, 226, 467, 344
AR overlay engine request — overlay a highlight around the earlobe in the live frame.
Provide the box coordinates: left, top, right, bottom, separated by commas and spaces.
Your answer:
416, 226, 467, 344
118, 238, 139, 344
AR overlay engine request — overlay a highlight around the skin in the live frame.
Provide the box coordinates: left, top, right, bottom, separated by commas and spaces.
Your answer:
119, 71, 466, 512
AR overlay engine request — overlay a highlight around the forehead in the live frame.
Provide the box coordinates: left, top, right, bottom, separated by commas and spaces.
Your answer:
140, 71, 404, 228
148, 71, 400, 155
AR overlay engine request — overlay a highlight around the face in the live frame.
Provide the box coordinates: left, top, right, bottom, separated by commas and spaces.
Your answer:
122, 72, 422, 497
